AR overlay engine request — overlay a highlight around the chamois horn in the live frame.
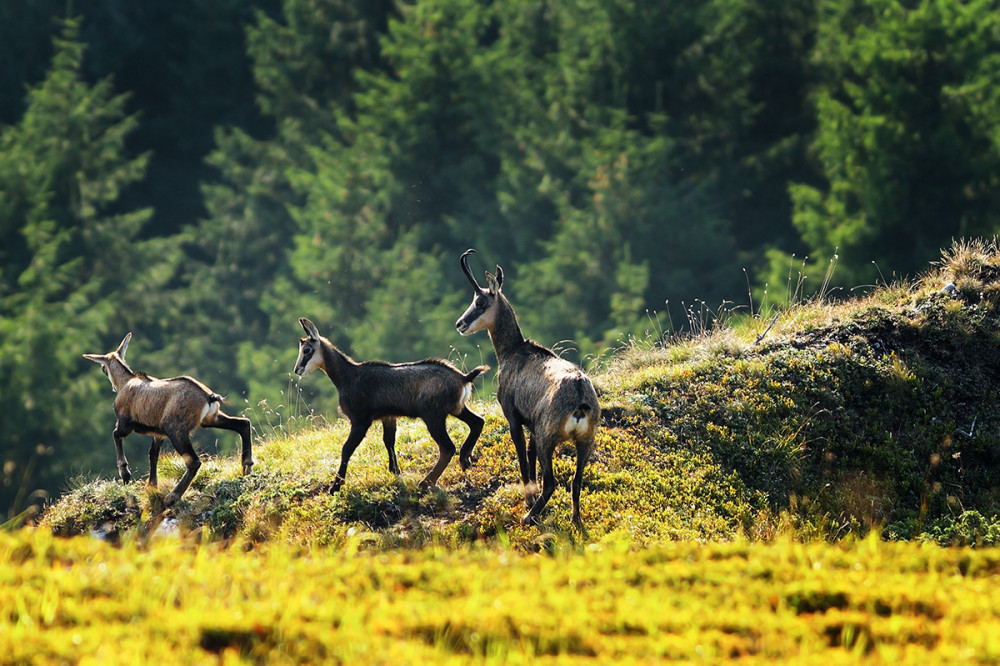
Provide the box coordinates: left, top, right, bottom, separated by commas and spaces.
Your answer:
460, 248, 482, 291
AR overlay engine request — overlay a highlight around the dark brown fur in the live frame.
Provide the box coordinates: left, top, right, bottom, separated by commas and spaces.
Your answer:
294, 317, 489, 491
456, 249, 600, 526
83, 334, 253, 506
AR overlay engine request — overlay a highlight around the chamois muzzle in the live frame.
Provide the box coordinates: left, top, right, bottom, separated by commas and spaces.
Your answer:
293, 340, 316, 377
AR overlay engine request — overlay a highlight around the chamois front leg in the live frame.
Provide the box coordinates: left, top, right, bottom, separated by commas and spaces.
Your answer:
419, 415, 456, 489
147, 437, 163, 489
112, 420, 134, 484
331, 419, 373, 492
504, 411, 536, 508
456, 406, 485, 471
382, 418, 401, 475
526, 433, 538, 484
163, 434, 201, 507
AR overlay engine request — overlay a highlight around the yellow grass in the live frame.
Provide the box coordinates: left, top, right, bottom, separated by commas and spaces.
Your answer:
4, 528, 1000, 663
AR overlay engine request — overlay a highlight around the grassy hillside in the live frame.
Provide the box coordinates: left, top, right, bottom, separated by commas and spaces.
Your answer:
35, 239, 1000, 548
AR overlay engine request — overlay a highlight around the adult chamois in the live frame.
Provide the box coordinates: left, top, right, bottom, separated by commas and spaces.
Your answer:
455, 249, 600, 526
294, 318, 489, 491
83, 333, 253, 506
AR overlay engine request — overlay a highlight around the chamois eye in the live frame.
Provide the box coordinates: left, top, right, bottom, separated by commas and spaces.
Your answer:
476, 296, 488, 308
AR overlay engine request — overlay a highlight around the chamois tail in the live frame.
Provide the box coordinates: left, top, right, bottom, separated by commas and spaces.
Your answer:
463, 365, 491, 383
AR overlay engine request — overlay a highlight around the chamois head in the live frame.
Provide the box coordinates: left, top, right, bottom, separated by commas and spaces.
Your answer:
82, 333, 134, 392
456, 249, 504, 335
294, 318, 325, 377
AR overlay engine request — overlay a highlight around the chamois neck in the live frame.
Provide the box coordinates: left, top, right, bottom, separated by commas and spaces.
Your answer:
108, 357, 136, 392
319, 337, 357, 386
488, 296, 526, 360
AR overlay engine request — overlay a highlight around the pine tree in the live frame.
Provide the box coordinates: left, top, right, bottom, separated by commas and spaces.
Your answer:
776, 0, 1000, 290
0, 19, 172, 515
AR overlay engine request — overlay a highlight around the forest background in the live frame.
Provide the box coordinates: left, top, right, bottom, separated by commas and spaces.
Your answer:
3, 0, 1000, 517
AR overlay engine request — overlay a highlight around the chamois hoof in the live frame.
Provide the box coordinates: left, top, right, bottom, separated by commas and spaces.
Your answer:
163, 493, 180, 507
119, 471, 132, 484
459, 456, 473, 472
521, 512, 541, 527
327, 478, 344, 493
241, 461, 254, 476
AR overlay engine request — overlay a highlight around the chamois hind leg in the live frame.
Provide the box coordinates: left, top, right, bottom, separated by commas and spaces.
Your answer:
147, 437, 163, 489
455, 406, 484, 471
112, 419, 135, 484
163, 433, 202, 507
207, 412, 253, 475
419, 415, 456, 489
570, 436, 594, 527
331, 419, 373, 492
523, 439, 557, 526
382, 418, 401, 475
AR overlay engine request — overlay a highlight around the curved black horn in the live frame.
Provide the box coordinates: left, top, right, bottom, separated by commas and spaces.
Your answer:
460, 249, 482, 290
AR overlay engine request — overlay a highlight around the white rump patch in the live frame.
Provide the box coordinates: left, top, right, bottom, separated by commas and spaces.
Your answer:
564, 413, 590, 438
200, 401, 220, 424
453, 383, 473, 414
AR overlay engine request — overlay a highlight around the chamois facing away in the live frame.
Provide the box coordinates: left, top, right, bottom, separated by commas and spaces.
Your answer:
294, 317, 490, 491
83, 333, 253, 507
455, 249, 600, 527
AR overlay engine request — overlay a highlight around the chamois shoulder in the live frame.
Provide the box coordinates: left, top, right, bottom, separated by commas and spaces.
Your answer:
523, 338, 557, 359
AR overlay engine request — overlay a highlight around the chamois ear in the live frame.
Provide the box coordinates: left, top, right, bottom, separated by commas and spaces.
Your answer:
116, 333, 132, 358
82, 353, 106, 364
300, 317, 321, 340
495, 265, 504, 289
485, 270, 502, 294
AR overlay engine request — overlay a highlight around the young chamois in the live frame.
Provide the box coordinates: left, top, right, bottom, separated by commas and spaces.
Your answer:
455, 249, 600, 526
83, 333, 253, 506
294, 318, 489, 491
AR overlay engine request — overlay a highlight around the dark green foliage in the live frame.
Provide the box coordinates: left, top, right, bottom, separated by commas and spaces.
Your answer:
7, 0, 1000, 521
0, 20, 176, 517
774, 0, 1000, 288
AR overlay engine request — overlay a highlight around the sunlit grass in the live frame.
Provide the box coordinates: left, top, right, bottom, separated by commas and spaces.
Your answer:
19, 238, 1000, 661
5, 528, 1000, 663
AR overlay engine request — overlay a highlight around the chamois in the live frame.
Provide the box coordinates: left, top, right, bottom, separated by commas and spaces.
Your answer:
83, 333, 253, 506
294, 318, 489, 491
455, 249, 600, 526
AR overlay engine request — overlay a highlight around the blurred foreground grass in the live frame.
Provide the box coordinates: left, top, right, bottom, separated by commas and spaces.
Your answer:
4, 528, 1000, 663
